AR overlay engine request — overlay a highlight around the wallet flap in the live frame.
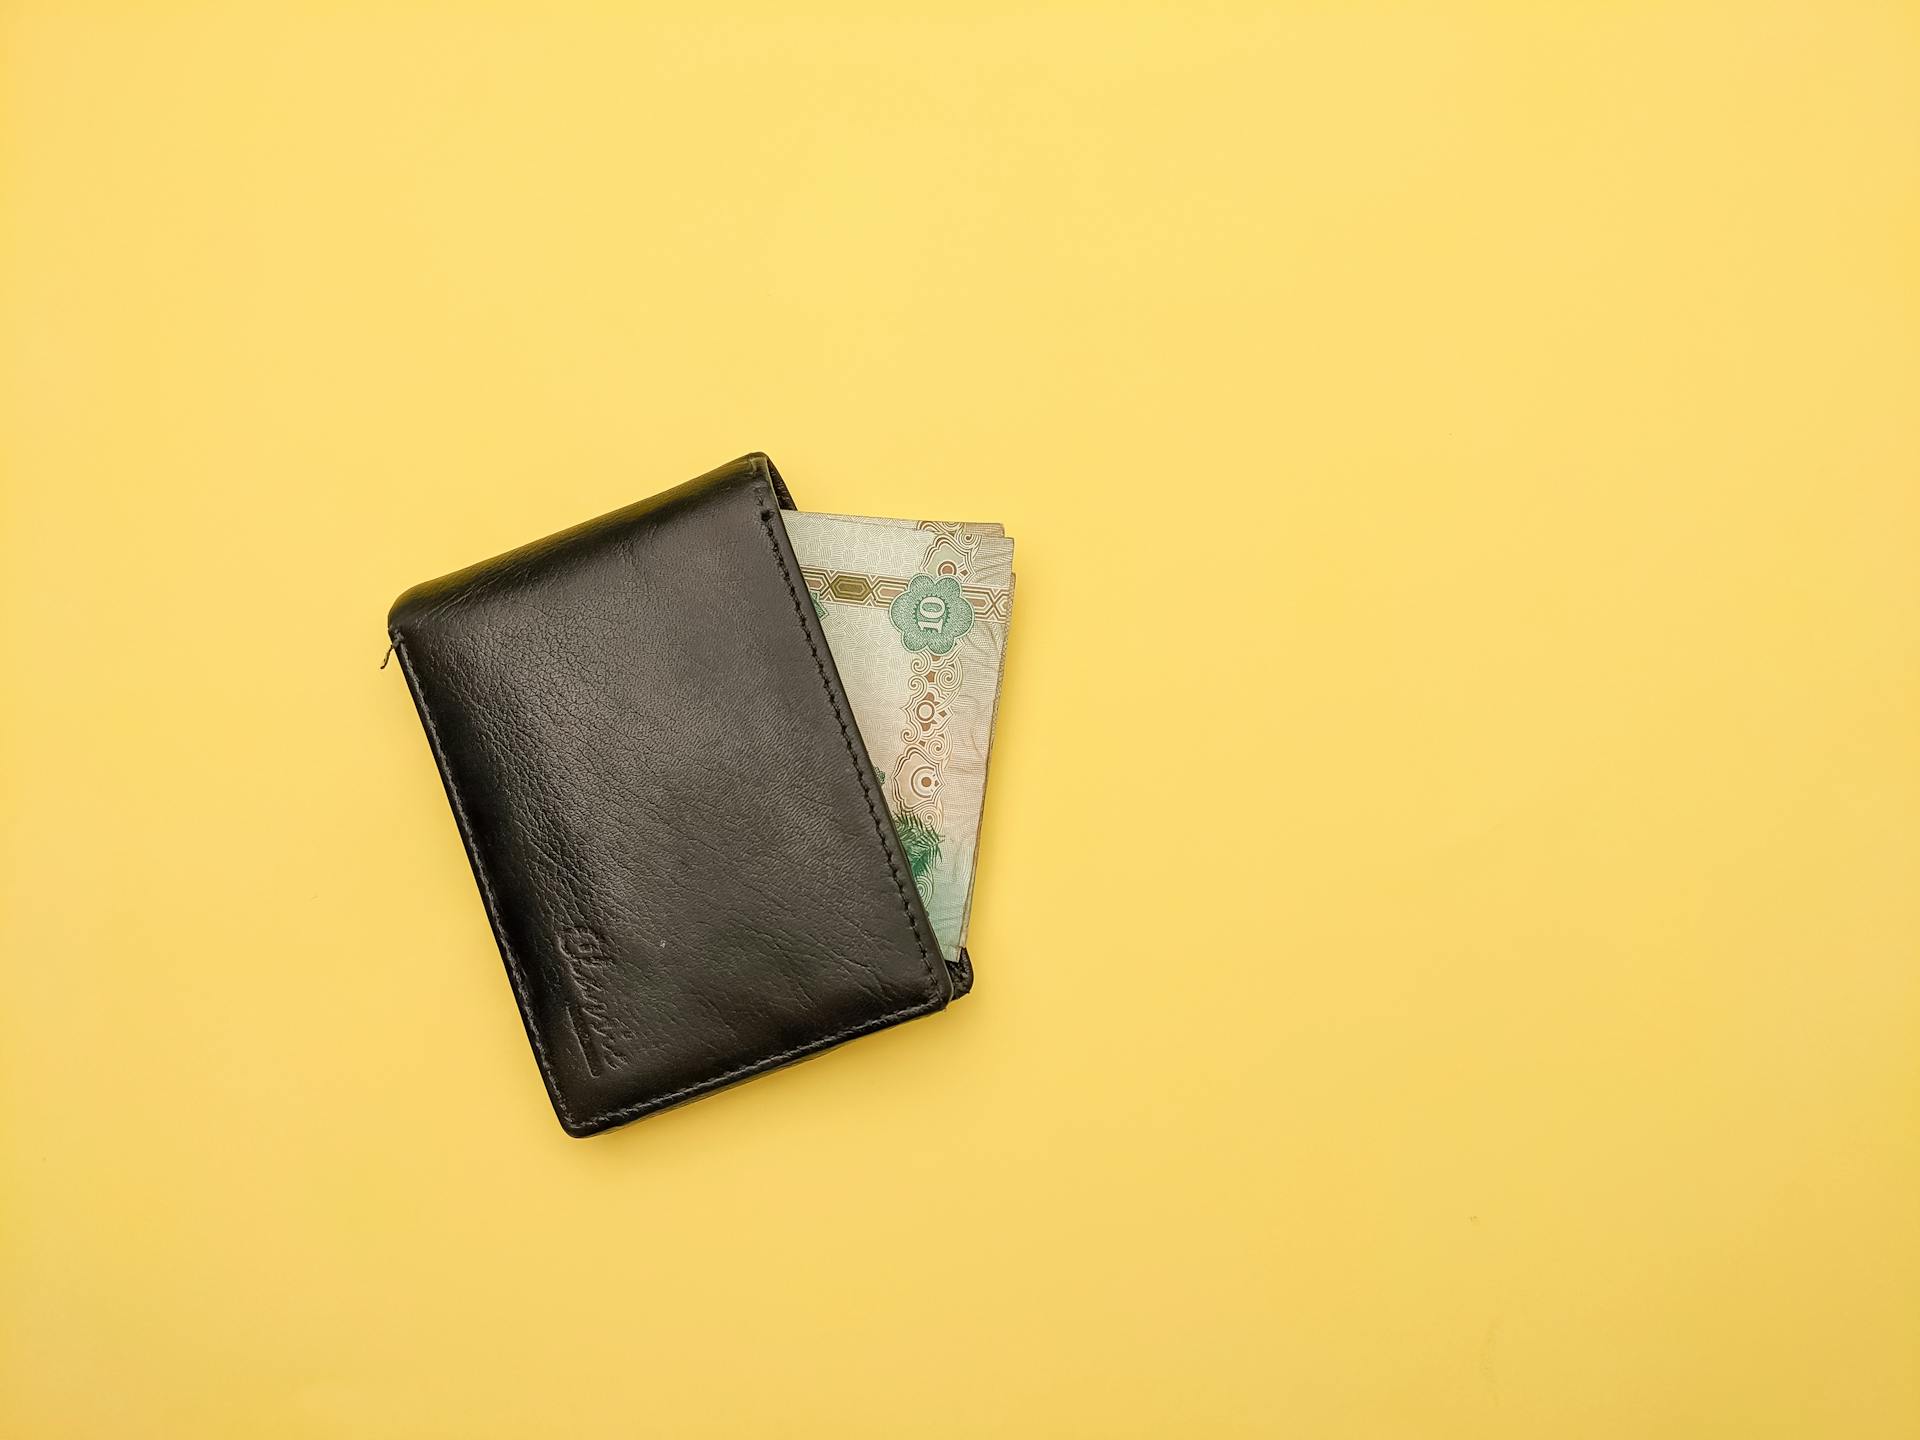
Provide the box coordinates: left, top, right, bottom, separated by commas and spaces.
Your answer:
389, 454, 957, 1134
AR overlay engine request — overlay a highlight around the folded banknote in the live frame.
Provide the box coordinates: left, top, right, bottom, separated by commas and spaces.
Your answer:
784, 511, 1015, 960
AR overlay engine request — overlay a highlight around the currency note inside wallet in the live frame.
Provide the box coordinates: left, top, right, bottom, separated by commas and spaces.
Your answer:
783, 511, 1015, 961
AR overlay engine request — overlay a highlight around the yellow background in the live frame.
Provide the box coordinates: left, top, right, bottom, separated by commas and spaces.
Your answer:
3, 2, 1916, 1434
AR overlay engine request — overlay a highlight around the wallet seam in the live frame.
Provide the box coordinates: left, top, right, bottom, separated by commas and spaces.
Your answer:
753, 497, 942, 1004
574, 996, 943, 1131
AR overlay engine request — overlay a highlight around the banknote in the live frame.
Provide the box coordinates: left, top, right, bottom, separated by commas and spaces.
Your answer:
783, 511, 1014, 959
803, 510, 1004, 538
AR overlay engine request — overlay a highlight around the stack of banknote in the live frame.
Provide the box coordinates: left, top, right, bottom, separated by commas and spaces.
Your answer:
783, 511, 1015, 962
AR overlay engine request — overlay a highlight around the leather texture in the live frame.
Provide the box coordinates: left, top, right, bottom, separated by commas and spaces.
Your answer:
389, 453, 967, 1135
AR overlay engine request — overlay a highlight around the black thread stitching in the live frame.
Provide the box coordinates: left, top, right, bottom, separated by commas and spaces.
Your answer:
754, 501, 941, 1000
564, 997, 939, 1129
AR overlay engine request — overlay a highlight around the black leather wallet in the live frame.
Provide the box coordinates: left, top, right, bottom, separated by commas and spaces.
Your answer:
389, 453, 970, 1135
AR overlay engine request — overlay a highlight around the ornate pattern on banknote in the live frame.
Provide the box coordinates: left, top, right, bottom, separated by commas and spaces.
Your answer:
817, 524, 979, 858
796, 568, 1013, 626
785, 514, 1014, 956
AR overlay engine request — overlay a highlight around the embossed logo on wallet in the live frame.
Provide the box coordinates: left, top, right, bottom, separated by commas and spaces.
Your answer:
555, 926, 629, 1077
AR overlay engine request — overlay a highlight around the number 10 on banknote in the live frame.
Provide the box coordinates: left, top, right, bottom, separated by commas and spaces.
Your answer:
783, 512, 1015, 962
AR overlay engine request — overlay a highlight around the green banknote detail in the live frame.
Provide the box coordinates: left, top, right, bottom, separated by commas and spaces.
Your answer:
783, 510, 1015, 959
889, 574, 975, 652
892, 810, 943, 881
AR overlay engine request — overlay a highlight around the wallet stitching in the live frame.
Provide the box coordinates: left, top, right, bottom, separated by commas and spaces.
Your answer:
755, 501, 942, 1002
565, 998, 940, 1131
389, 631, 585, 1131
